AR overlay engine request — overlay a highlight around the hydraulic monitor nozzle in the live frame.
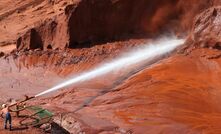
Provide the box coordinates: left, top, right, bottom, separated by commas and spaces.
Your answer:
9, 95, 35, 108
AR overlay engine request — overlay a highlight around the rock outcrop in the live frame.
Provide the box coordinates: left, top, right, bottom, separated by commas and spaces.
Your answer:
192, 6, 221, 49
17, 0, 158, 50
16, 0, 221, 51
17, 14, 69, 51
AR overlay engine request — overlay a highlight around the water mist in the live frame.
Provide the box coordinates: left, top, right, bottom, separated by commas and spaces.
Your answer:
35, 37, 184, 97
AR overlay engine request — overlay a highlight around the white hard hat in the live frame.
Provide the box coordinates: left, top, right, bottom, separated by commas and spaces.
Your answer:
2, 104, 6, 108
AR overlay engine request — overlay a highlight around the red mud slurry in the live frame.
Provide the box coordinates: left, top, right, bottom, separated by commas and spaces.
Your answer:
71, 49, 221, 134
24, 47, 221, 133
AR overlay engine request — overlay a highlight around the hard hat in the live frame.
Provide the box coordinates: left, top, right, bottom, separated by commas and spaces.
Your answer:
2, 104, 6, 108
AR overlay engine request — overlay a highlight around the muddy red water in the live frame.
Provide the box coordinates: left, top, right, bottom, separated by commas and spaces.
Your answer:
1, 0, 221, 134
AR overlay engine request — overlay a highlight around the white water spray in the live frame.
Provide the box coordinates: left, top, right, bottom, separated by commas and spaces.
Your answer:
35, 37, 184, 97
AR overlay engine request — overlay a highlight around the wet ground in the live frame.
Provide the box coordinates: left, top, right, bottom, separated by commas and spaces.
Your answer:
1, 40, 221, 133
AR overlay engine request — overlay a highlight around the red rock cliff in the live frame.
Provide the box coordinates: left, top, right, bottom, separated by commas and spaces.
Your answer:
16, 0, 221, 51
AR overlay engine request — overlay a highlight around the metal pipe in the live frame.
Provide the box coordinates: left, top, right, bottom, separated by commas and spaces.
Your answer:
9, 95, 35, 108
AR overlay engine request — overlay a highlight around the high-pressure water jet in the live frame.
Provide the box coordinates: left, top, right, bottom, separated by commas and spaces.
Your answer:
35, 37, 185, 97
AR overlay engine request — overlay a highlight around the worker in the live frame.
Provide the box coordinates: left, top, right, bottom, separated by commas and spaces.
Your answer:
1, 104, 12, 131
